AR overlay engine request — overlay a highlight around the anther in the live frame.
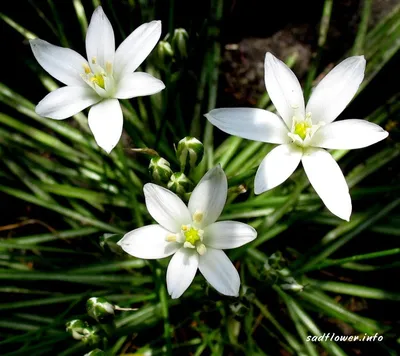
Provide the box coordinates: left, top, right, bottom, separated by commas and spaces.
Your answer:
83, 64, 91, 74
105, 61, 113, 75
193, 210, 204, 224
183, 241, 195, 249
196, 244, 207, 255
165, 234, 177, 242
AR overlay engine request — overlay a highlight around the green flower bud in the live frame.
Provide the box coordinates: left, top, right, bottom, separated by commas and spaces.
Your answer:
281, 277, 304, 292
171, 28, 189, 59
155, 40, 174, 70
167, 172, 193, 197
276, 267, 291, 278
66, 319, 90, 341
149, 157, 173, 185
87, 297, 115, 323
66, 319, 100, 345
84, 349, 106, 356
176, 136, 204, 172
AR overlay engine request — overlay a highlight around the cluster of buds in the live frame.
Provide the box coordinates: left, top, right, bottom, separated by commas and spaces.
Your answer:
154, 28, 189, 70
66, 297, 116, 348
148, 136, 204, 199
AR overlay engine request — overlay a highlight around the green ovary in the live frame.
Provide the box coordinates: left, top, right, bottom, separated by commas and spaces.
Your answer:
184, 227, 201, 245
91, 73, 105, 89
294, 121, 311, 140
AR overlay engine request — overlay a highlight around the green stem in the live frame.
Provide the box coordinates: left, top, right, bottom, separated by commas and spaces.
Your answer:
251, 297, 302, 353
303, 0, 333, 100
156, 266, 172, 355
301, 248, 400, 272
306, 279, 400, 301
353, 0, 373, 55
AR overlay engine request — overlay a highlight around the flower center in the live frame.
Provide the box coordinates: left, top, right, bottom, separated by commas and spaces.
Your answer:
90, 73, 106, 89
183, 225, 201, 245
181, 224, 206, 255
293, 121, 311, 140
164, 211, 207, 255
288, 112, 323, 147
81, 58, 115, 98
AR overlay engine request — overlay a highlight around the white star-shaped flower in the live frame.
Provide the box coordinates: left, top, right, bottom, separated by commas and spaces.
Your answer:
118, 165, 257, 299
30, 6, 165, 153
206, 53, 388, 221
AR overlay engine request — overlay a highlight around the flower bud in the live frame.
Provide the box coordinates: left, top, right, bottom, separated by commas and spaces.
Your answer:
66, 319, 100, 345
277, 267, 291, 278
281, 277, 304, 292
176, 136, 204, 172
149, 157, 173, 185
84, 349, 106, 356
171, 28, 189, 60
167, 172, 193, 197
66, 319, 90, 341
87, 297, 115, 323
155, 40, 174, 70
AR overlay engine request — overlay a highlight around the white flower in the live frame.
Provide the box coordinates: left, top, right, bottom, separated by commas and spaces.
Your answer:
206, 53, 388, 221
118, 165, 257, 299
30, 6, 165, 153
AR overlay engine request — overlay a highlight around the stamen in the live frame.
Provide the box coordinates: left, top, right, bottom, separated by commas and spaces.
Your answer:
83, 64, 91, 74
196, 244, 207, 255
91, 57, 97, 65
165, 234, 177, 242
183, 241, 196, 249
193, 210, 204, 224
105, 61, 113, 75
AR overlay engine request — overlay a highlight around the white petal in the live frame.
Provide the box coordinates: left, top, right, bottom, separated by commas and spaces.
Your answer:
306, 56, 366, 124
115, 72, 165, 99
199, 248, 240, 297
36, 86, 100, 120
144, 183, 191, 233
114, 21, 161, 79
188, 165, 227, 227
302, 148, 351, 221
204, 221, 257, 249
264, 52, 305, 128
310, 119, 388, 149
86, 6, 115, 69
30, 39, 88, 86
254, 143, 302, 194
205, 108, 290, 144
88, 99, 123, 153
167, 248, 199, 299
117, 224, 180, 259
